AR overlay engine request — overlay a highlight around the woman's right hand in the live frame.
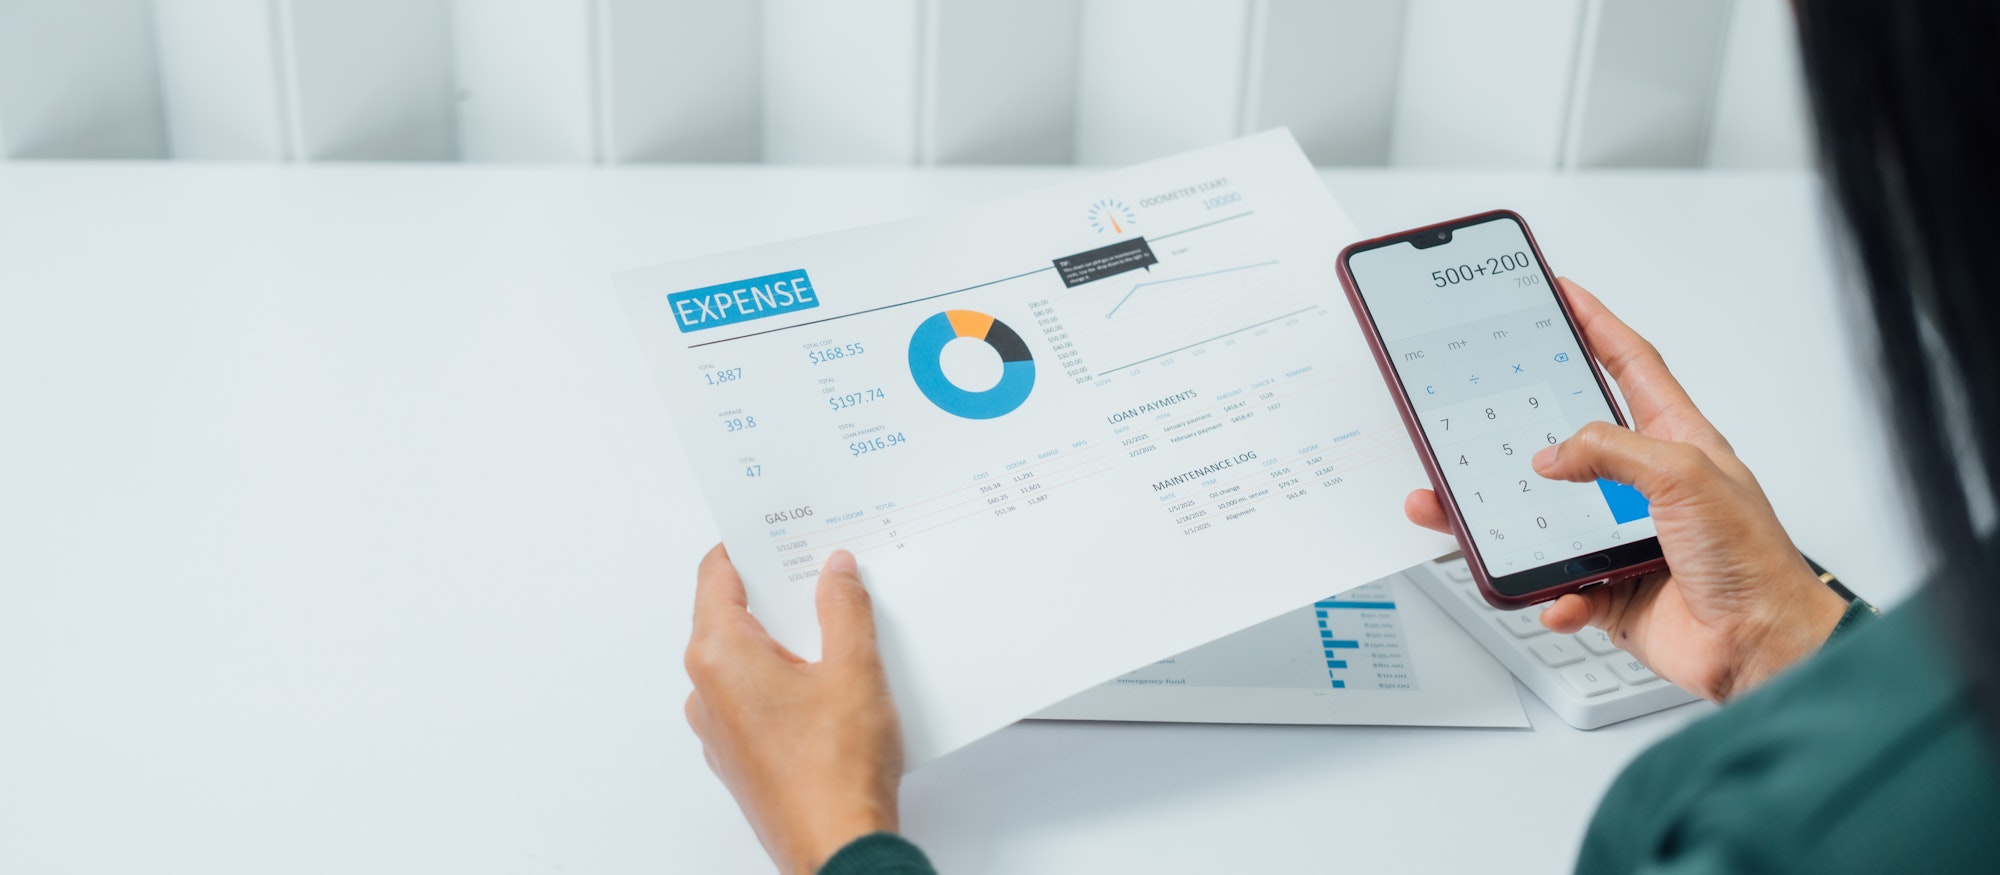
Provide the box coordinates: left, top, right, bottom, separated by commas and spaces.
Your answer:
1404, 279, 1849, 702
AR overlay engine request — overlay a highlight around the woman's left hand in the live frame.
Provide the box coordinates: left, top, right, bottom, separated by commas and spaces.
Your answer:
684, 544, 903, 875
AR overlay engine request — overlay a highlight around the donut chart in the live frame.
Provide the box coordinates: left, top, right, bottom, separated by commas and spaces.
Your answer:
907, 310, 1035, 420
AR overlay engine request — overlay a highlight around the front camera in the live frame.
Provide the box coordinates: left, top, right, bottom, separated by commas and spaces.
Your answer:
1412, 228, 1452, 249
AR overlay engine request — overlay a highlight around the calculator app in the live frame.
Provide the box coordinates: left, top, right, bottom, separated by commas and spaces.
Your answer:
1347, 216, 1655, 576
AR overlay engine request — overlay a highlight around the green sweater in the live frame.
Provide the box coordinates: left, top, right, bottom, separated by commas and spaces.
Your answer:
1574, 595, 2000, 872
823, 595, 2000, 874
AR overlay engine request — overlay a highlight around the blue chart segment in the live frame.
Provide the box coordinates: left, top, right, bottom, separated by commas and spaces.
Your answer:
908, 310, 1036, 420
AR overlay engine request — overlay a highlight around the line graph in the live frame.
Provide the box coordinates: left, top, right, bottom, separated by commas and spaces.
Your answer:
1104, 260, 1281, 318
1097, 305, 1317, 375
1052, 227, 1320, 382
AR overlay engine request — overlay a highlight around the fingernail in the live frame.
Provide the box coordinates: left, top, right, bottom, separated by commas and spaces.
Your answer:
827, 549, 858, 576
1532, 445, 1558, 471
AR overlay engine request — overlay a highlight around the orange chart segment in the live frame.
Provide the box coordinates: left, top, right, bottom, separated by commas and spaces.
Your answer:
946, 309, 994, 339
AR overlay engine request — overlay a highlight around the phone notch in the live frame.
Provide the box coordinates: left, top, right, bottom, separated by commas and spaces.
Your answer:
1410, 228, 1453, 249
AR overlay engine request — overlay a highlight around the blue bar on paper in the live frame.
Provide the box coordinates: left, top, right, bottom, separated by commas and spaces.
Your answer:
1324, 639, 1359, 649
1314, 610, 1328, 619
1319, 630, 1332, 639
1317, 619, 1327, 628
1596, 477, 1651, 524
1314, 601, 1398, 610
1325, 660, 1348, 669
1330, 680, 1347, 689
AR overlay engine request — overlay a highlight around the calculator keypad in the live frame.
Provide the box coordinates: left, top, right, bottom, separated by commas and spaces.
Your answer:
1414, 555, 1698, 729
1423, 382, 1618, 573
1384, 301, 1658, 572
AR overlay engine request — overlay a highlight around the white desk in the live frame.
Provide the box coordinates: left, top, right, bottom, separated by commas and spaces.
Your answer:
0, 165, 1922, 874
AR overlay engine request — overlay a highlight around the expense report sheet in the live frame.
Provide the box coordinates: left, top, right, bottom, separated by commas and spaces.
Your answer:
619, 131, 1455, 766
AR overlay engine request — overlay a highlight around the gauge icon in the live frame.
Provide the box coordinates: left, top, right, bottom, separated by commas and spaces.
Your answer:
1087, 198, 1137, 235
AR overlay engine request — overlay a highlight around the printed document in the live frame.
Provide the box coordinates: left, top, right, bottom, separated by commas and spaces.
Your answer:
1034, 573, 1527, 728
618, 131, 1455, 767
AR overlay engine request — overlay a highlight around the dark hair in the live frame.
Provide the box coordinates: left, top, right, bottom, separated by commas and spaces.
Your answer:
1793, 1, 1999, 717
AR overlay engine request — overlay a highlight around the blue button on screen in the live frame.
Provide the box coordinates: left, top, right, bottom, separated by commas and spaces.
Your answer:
1595, 478, 1650, 524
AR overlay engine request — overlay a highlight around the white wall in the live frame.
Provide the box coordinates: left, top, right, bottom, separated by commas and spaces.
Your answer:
1564, 0, 1733, 168
1248, 0, 1407, 167
927, 0, 1080, 165
153, 0, 290, 161
600, 0, 762, 163
762, 0, 923, 164
1707, 0, 1813, 168
0, 0, 1814, 168
0, 0, 167, 159
1388, 0, 1585, 169
452, 0, 597, 163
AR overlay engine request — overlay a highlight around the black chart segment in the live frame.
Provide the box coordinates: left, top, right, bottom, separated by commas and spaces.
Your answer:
907, 309, 1036, 420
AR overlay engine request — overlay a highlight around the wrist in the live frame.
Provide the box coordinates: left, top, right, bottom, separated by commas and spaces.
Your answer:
1725, 565, 1851, 700
785, 802, 898, 875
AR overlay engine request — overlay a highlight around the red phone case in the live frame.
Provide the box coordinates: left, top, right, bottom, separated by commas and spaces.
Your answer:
1335, 209, 1666, 609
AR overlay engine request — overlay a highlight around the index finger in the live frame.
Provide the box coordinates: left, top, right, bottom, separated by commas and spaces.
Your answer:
1558, 279, 1711, 439
693, 542, 749, 623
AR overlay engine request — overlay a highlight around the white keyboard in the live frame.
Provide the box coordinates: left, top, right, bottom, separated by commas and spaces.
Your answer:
1406, 554, 1698, 729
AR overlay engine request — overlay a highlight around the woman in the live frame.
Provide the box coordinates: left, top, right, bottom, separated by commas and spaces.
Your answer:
681, 1, 2000, 871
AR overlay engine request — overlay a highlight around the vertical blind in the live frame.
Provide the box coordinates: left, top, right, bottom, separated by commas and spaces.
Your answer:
0, 0, 1812, 168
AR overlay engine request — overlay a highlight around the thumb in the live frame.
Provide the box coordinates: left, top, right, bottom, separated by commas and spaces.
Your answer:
815, 550, 880, 666
1531, 420, 1718, 507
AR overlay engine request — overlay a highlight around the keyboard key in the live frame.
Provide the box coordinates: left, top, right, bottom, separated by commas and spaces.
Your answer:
1498, 609, 1547, 639
1577, 627, 1620, 656
1530, 637, 1584, 667
1610, 656, 1659, 685
1561, 664, 1621, 697
1406, 558, 1702, 730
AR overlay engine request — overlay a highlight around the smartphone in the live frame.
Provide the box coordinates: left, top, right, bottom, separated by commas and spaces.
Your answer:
1337, 210, 1665, 608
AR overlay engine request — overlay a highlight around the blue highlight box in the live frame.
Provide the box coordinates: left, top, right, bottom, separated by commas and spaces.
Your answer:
668, 268, 818, 332
1595, 477, 1651, 524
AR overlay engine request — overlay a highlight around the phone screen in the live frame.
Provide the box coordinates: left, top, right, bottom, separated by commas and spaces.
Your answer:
1345, 214, 1657, 592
